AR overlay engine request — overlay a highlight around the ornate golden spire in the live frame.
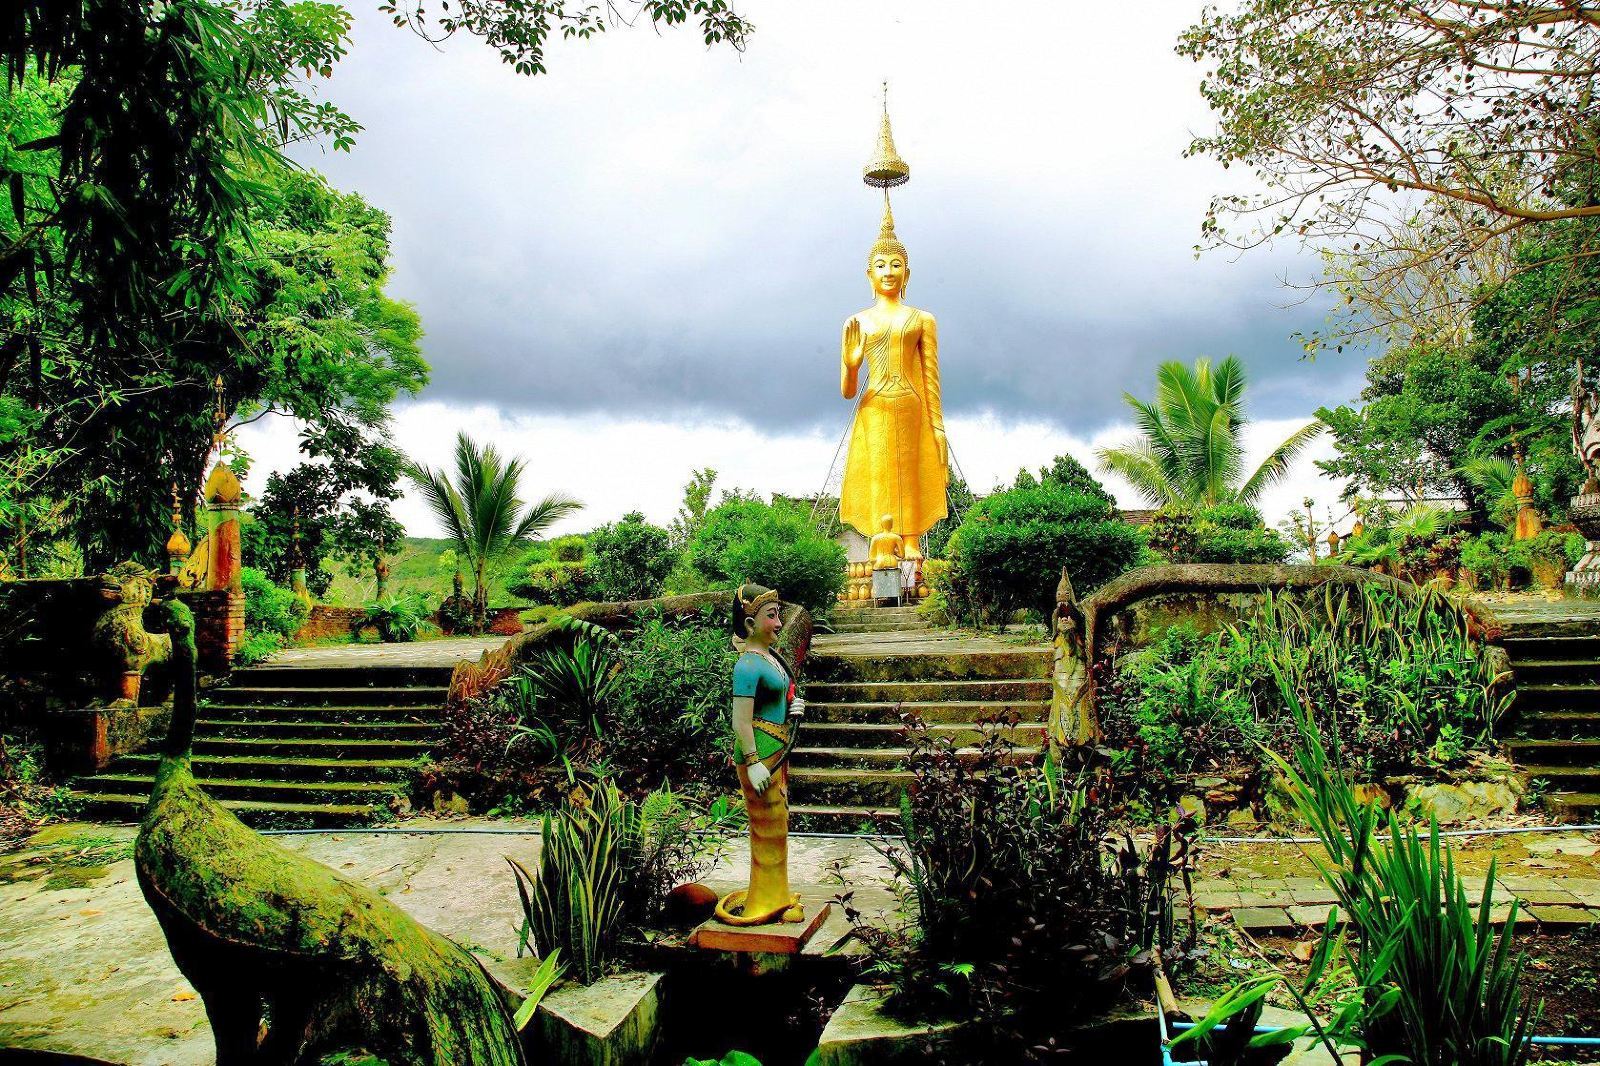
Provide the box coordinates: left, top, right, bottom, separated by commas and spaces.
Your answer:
863, 84, 910, 189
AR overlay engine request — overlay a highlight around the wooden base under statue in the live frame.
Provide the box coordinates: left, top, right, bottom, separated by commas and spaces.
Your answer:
689, 900, 833, 955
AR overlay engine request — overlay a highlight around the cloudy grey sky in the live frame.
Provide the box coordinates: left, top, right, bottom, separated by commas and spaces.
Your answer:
240, 1, 1369, 541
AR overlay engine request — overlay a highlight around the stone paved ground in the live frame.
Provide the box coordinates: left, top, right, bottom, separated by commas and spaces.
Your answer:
260, 633, 509, 669
5, 818, 1600, 1063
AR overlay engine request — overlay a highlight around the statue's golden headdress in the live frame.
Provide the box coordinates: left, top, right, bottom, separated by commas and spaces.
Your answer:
731, 581, 781, 637
864, 87, 911, 270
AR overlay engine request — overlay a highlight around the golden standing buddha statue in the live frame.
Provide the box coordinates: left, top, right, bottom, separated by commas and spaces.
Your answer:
838, 98, 948, 559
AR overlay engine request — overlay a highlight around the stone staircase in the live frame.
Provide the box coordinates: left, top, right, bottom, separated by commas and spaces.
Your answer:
71, 664, 450, 827
791, 601, 1053, 830
1504, 630, 1600, 821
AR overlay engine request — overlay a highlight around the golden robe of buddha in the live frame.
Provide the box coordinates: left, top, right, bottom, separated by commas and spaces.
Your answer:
839, 202, 948, 559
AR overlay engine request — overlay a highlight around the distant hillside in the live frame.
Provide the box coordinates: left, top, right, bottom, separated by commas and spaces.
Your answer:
319, 537, 525, 608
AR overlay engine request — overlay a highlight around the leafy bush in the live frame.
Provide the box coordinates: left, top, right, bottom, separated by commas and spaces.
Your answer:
588, 511, 677, 602
241, 566, 307, 641
942, 484, 1142, 622
359, 592, 432, 643
608, 607, 738, 793
238, 566, 308, 663
1459, 532, 1510, 588
523, 619, 622, 738
1146, 503, 1290, 565
508, 560, 596, 606
1101, 585, 1509, 796
508, 780, 734, 984
845, 718, 1195, 1048
687, 498, 845, 613
1182, 686, 1534, 1066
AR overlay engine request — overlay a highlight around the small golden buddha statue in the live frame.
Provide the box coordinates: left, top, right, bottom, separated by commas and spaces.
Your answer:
838, 100, 948, 559
869, 514, 905, 570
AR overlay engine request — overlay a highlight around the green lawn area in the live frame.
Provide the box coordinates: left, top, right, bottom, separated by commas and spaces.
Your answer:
318, 537, 525, 608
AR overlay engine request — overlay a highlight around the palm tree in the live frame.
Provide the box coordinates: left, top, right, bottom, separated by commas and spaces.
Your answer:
404, 433, 582, 631
1096, 356, 1322, 508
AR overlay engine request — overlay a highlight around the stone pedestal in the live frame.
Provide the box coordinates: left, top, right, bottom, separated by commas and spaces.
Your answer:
180, 588, 245, 672
689, 900, 833, 955
871, 567, 902, 605
46, 703, 173, 775
1569, 492, 1600, 593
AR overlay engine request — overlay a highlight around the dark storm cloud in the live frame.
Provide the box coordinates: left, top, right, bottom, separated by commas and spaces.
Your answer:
293, 2, 1368, 438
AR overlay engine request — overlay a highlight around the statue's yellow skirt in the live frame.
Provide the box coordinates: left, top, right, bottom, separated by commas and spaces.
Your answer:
840, 388, 947, 538
715, 762, 804, 926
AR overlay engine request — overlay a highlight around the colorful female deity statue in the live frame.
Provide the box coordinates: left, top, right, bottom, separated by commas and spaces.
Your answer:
838, 101, 948, 559
715, 582, 807, 926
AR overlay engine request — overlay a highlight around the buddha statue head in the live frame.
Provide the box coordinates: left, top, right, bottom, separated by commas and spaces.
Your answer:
866, 198, 908, 298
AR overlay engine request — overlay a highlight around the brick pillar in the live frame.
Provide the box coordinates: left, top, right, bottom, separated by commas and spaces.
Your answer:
203, 461, 243, 593
182, 588, 245, 673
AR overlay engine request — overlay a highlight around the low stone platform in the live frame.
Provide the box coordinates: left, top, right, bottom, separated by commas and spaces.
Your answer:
6, 818, 1600, 1062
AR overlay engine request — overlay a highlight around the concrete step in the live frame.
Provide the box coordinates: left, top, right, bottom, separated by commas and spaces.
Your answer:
71, 773, 400, 806
112, 752, 418, 782
208, 685, 447, 708
803, 700, 1049, 725
1514, 683, 1600, 715
1542, 791, 1600, 821
805, 679, 1052, 703
232, 665, 455, 689
1501, 635, 1600, 662
74, 792, 381, 827
799, 721, 1046, 748
830, 605, 923, 620
192, 735, 432, 760
1520, 764, 1600, 787
196, 718, 438, 741
828, 622, 933, 635
793, 745, 1036, 770
200, 704, 435, 723
1513, 709, 1600, 739
1505, 739, 1600, 766
806, 649, 1051, 683
788, 767, 912, 807
790, 804, 899, 833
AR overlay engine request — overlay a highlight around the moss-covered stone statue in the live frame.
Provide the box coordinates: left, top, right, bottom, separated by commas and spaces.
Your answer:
136, 601, 525, 1064
91, 560, 172, 705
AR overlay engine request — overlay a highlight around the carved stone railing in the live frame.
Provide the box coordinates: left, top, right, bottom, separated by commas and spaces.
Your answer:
1050, 563, 1505, 750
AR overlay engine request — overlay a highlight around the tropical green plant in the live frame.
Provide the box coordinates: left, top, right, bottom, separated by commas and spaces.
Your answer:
404, 433, 582, 630
941, 483, 1142, 623
1145, 503, 1290, 565
507, 780, 736, 985
523, 619, 621, 738
1178, 672, 1536, 1066
238, 566, 308, 663
1097, 356, 1322, 507
1102, 584, 1509, 792
359, 592, 431, 644
509, 950, 563, 1031
686, 497, 845, 613
587, 511, 676, 602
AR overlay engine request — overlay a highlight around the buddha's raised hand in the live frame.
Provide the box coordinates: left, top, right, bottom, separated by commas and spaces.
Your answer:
842, 317, 863, 367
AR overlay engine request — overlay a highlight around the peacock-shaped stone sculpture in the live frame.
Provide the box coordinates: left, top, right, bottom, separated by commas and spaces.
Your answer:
135, 601, 525, 1064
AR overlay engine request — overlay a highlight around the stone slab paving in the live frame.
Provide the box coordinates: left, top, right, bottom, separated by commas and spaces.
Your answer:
810, 626, 1051, 656
259, 633, 510, 669
6, 818, 1600, 1063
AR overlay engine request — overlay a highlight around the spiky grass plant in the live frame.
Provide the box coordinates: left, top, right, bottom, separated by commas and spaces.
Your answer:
1176, 665, 1536, 1066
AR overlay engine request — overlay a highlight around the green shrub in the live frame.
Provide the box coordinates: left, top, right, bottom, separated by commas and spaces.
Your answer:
509, 560, 596, 605
608, 607, 738, 792
241, 566, 307, 641
1460, 532, 1510, 588
508, 780, 735, 984
1146, 503, 1290, 564
687, 498, 845, 613
1101, 585, 1509, 794
523, 619, 622, 738
588, 511, 677, 602
944, 484, 1142, 622
359, 592, 432, 643
238, 566, 308, 662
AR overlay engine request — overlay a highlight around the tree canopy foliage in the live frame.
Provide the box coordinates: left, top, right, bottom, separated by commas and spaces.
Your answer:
1180, 1, 1600, 285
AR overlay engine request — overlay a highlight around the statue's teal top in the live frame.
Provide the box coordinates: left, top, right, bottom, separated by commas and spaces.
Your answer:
733, 651, 792, 760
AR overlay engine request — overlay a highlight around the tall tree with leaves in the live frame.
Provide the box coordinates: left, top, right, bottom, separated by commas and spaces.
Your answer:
404, 433, 581, 630
1097, 356, 1322, 508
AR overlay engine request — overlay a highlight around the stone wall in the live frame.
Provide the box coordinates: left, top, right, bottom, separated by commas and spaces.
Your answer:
295, 605, 367, 642
182, 588, 243, 675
